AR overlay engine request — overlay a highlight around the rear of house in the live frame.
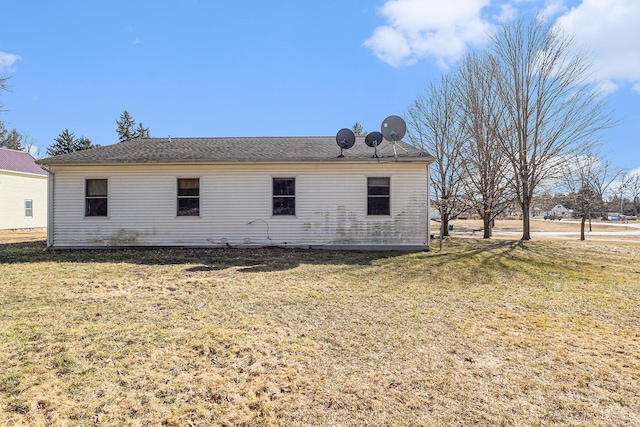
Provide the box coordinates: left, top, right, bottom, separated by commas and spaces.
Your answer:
38, 137, 434, 250
0, 148, 47, 230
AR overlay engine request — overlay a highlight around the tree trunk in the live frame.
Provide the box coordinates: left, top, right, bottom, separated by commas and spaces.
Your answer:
483, 212, 491, 239
580, 206, 589, 241
442, 217, 450, 237
521, 195, 531, 240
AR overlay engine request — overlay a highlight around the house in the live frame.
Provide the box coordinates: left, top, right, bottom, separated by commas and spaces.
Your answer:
37, 137, 435, 250
0, 148, 47, 230
543, 204, 573, 219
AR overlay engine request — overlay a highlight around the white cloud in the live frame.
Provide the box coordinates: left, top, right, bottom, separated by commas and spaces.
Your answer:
540, 0, 568, 19
365, 0, 640, 96
133, 38, 141, 45
364, 0, 493, 68
497, 4, 518, 21
0, 52, 21, 72
556, 0, 640, 89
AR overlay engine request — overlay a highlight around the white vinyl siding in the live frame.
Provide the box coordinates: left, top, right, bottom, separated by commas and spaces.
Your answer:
0, 171, 47, 229
47, 162, 429, 248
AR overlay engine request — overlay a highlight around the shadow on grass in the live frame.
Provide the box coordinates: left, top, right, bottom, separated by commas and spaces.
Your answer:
0, 240, 406, 273
423, 238, 583, 275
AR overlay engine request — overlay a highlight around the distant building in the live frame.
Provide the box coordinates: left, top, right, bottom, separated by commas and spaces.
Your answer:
0, 148, 47, 229
38, 137, 435, 250
542, 204, 573, 218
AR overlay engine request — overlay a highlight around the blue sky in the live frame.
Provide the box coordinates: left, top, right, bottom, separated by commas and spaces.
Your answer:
1, 0, 638, 173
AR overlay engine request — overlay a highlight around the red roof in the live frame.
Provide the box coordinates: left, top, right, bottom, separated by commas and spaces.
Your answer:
0, 148, 47, 175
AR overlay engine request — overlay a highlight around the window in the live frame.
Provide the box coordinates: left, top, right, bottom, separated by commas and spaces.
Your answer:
25, 200, 33, 218
367, 177, 390, 216
85, 179, 108, 217
177, 178, 199, 216
273, 178, 295, 216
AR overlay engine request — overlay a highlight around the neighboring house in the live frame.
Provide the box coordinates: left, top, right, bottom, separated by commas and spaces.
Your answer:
38, 137, 435, 250
541, 204, 573, 218
0, 148, 47, 230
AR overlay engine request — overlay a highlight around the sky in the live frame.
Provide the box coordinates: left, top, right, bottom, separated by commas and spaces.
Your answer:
0, 0, 638, 174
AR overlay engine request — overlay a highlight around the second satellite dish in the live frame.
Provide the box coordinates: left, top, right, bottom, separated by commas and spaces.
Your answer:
381, 115, 407, 142
365, 131, 383, 148
336, 128, 356, 158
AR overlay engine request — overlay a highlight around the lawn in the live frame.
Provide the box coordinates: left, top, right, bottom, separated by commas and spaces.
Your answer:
1, 237, 639, 426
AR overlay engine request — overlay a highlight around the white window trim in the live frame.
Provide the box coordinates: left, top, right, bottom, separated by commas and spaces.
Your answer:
271, 176, 297, 217
366, 176, 392, 217
84, 177, 110, 219
24, 199, 33, 218
176, 177, 201, 218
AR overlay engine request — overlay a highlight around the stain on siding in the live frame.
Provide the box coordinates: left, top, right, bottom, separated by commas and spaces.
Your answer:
105, 229, 141, 246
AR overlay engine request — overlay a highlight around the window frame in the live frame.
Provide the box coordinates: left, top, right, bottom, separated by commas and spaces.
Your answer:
85, 178, 109, 217
272, 177, 296, 216
24, 199, 33, 218
177, 178, 200, 217
367, 177, 391, 216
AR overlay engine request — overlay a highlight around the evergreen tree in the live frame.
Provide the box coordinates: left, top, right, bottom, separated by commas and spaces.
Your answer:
76, 136, 96, 151
0, 122, 23, 150
132, 122, 150, 139
47, 129, 75, 156
46, 129, 96, 156
116, 110, 135, 142
351, 122, 366, 137
116, 110, 150, 141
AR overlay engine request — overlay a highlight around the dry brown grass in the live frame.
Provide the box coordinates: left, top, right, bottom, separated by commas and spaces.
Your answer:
0, 229, 46, 244
1, 235, 639, 425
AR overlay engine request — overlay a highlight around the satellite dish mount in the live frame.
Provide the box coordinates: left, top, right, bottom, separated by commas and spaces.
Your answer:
365, 131, 384, 159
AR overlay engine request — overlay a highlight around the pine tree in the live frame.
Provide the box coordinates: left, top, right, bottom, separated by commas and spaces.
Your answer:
116, 110, 150, 141
0, 123, 22, 150
76, 136, 95, 151
116, 110, 136, 142
351, 122, 366, 137
46, 129, 96, 156
132, 122, 150, 139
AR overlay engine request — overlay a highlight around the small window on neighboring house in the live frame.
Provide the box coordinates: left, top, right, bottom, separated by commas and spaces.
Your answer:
177, 178, 200, 216
273, 178, 295, 216
25, 200, 33, 218
367, 177, 390, 216
85, 179, 108, 217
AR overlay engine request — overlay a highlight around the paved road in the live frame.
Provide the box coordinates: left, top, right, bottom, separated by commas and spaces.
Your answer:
491, 219, 640, 241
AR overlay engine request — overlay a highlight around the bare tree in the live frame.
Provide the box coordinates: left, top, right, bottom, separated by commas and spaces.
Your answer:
0, 75, 9, 113
20, 133, 41, 158
622, 172, 640, 215
561, 152, 623, 240
490, 17, 614, 240
406, 74, 469, 238
454, 52, 514, 238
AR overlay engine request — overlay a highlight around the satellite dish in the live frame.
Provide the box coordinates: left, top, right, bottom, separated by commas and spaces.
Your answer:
365, 131, 383, 148
365, 131, 384, 159
380, 115, 408, 158
381, 115, 406, 142
336, 128, 355, 158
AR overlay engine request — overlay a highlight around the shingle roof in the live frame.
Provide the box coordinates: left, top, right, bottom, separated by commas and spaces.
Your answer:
38, 137, 434, 165
0, 148, 47, 175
